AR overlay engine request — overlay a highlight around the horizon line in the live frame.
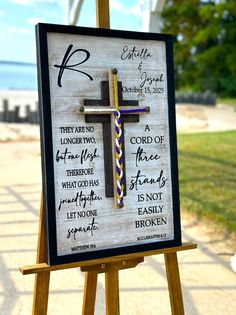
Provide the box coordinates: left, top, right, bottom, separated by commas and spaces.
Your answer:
0, 60, 36, 66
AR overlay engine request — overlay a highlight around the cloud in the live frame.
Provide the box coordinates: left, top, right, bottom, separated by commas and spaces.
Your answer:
19, 28, 31, 34
129, 4, 142, 16
27, 17, 46, 25
110, 0, 123, 11
11, 0, 57, 5
110, 0, 142, 16
10, 0, 33, 4
0, 10, 5, 16
8, 26, 31, 35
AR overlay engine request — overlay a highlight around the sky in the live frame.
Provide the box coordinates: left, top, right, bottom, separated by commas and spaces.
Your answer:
0, 0, 143, 63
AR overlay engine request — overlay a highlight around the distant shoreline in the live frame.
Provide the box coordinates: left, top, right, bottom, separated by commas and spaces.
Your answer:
0, 90, 37, 95
0, 88, 37, 92
0, 60, 36, 67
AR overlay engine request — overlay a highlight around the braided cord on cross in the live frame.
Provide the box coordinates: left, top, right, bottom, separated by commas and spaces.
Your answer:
78, 69, 150, 208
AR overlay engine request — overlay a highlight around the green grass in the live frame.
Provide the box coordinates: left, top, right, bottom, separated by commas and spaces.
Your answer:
178, 131, 236, 234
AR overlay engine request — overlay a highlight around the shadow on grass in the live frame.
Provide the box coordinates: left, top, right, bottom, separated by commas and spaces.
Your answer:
179, 150, 236, 169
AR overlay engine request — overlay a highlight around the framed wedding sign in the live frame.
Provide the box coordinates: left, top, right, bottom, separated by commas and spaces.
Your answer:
36, 23, 181, 265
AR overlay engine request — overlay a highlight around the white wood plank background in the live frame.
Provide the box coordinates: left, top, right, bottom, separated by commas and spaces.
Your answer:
46, 32, 175, 257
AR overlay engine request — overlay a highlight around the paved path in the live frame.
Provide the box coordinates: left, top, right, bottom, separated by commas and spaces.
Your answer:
0, 141, 235, 314
176, 104, 236, 133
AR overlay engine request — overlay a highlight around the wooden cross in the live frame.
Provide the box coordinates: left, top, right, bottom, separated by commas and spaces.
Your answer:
81, 82, 137, 198
78, 69, 149, 207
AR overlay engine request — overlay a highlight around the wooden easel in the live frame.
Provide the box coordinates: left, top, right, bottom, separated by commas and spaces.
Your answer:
20, 194, 196, 315
20, 1, 197, 314
21, 185, 196, 315
20, 196, 196, 315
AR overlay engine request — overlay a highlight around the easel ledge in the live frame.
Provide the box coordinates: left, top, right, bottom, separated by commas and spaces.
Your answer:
20, 242, 196, 275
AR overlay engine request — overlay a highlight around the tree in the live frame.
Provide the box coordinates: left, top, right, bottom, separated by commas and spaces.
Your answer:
161, 0, 236, 97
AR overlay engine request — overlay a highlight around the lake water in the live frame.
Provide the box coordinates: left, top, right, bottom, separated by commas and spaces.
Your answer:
0, 62, 37, 90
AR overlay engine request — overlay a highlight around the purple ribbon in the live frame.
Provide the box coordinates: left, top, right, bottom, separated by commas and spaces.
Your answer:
120, 108, 147, 114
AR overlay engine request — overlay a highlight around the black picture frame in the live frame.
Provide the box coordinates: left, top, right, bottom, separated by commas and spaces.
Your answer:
36, 23, 181, 265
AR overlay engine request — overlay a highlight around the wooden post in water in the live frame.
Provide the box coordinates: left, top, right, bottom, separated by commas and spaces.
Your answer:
3, 99, 9, 122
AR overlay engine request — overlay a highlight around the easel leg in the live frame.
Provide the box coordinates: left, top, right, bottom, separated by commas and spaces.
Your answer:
164, 252, 184, 315
82, 272, 98, 315
96, 3, 119, 313
32, 272, 50, 315
105, 270, 120, 315
96, 0, 110, 28
32, 195, 50, 315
